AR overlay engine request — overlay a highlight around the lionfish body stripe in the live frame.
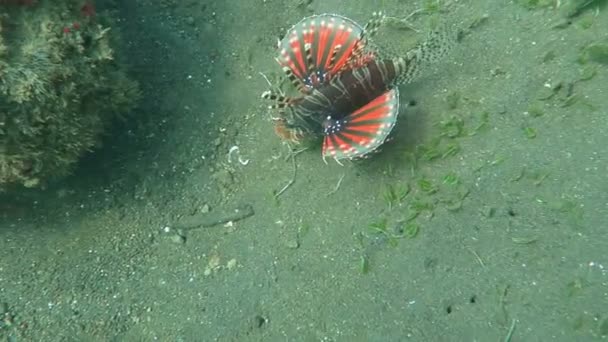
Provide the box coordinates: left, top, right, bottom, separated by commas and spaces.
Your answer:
288, 57, 408, 135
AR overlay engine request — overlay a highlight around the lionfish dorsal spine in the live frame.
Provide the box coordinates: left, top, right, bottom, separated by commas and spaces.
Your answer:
278, 62, 308, 93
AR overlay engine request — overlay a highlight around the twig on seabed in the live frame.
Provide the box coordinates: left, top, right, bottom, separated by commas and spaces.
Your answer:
172, 204, 255, 231
466, 246, 486, 268
504, 319, 516, 342
384, 9, 424, 32
259, 71, 285, 97
275, 146, 308, 198
326, 173, 345, 196
285, 146, 308, 160
259, 71, 273, 87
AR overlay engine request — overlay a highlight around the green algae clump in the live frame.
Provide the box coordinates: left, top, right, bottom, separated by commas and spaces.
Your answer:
0, 1, 139, 190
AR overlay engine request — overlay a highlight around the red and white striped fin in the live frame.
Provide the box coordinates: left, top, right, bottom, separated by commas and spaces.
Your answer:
322, 89, 399, 162
276, 14, 365, 90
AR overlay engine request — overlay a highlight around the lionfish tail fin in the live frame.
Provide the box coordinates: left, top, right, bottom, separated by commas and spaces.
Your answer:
394, 23, 458, 85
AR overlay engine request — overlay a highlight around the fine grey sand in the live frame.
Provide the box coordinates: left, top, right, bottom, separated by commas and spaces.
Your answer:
1, 0, 607, 340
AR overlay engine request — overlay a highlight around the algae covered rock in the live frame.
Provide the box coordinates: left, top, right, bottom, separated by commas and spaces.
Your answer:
0, 0, 140, 190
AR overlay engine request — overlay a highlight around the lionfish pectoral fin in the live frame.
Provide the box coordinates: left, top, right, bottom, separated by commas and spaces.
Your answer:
276, 14, 365, 88
322, 89, 400, 162
340, 12, 386, 72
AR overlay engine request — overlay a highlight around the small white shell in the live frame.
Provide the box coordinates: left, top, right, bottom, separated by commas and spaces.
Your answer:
228, 145, 250, 165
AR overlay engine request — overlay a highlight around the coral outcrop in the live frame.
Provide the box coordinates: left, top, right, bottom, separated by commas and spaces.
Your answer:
0, 0, 139, 190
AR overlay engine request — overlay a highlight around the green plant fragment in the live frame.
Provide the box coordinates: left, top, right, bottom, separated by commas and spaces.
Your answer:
523, 126, 537, 139
403, 222, 419, 238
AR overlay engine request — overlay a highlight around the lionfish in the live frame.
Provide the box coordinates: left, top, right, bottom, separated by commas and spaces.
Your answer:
262, 12, 453, 163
